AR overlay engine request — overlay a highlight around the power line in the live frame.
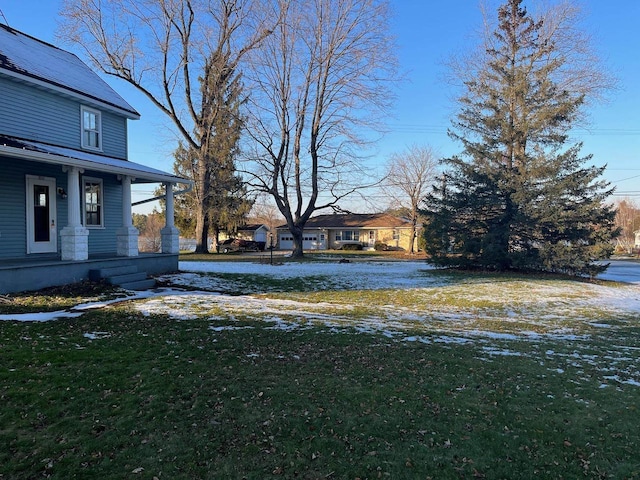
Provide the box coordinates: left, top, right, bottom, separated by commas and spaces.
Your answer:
0, 9, 9, 26
384, 123, 640, 137
612, 174, 640, 183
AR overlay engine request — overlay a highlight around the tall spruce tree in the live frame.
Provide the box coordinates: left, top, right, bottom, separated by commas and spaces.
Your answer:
423, 0, 618, 276
172, 49, 252, 251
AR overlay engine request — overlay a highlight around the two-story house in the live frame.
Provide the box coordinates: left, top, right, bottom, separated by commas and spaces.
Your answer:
0, 24, 190, 293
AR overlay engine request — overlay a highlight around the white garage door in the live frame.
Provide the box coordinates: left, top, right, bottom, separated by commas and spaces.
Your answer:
278, 234, 319, 250
279, 234, 294, 250
303, 235, 318, 250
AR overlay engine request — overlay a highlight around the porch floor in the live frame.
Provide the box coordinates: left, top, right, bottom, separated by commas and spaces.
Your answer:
0, 253, 179, 294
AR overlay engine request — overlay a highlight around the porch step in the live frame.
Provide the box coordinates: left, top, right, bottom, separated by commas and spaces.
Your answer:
105, 272, 148, 285
119, 279, 157, 291
89, 265, 138, 281
89, 265, 156, 291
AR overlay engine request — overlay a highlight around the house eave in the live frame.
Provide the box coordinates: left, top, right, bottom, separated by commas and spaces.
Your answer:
0, 143, 189, 185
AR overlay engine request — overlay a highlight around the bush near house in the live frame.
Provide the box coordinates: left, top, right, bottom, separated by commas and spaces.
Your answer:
340, 243, 363, 251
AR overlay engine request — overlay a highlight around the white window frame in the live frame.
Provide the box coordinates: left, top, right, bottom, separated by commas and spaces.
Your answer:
83, 176, 104, 228
336, 230, 360, 242
81, 106, 102, 151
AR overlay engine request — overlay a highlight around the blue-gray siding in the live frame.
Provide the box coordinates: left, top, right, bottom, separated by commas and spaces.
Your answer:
0, 77, 129, 159
87, 176, 123, 254
0, 156, 124, 259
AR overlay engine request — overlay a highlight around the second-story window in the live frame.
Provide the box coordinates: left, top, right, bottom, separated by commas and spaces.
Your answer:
81, 106, 102, 151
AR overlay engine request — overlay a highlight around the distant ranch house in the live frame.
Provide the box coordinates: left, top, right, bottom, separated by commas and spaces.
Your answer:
277, 214, 416, 251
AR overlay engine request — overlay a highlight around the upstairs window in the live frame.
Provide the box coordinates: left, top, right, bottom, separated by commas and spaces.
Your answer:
83, 177, 104, 227
81, 106, 102, 151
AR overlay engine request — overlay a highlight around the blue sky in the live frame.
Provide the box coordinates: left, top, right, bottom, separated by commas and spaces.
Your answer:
1, 1, 638, 210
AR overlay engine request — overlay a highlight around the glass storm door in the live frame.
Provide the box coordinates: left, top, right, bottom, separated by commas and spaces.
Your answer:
26, 176, 57, 254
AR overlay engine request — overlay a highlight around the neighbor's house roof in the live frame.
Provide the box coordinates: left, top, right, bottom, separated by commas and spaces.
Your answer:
0, 134, 187, 185
0, 23, 139, 119
278, 213, 412, 230
239, 224, 270, 232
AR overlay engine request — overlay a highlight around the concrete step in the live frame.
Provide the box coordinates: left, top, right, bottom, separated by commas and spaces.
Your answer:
89, 265, 138, 281
119, 278, 157, 291
105, 272, 148, 285
89, 264, 156, 291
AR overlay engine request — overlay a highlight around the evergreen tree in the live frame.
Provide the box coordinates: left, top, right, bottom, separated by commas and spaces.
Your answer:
423, 0, 618, 276
172, 47, 253, 250
173, 141, 253, 252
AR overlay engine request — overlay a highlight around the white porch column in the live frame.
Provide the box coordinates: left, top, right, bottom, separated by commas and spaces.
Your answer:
161, 182, 180, 254
116, 175, 139, 257
60, 166, 89, 261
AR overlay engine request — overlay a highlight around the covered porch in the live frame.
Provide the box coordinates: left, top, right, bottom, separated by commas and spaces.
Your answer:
0, 136, 191, 294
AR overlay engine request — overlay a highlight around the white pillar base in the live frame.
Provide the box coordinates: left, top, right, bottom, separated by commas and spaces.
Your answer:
60, 226, 89, 261
161, 226, 180, 254
117, 226, 140, 257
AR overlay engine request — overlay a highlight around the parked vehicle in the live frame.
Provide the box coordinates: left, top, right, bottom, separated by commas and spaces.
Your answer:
217, 238, 265, 253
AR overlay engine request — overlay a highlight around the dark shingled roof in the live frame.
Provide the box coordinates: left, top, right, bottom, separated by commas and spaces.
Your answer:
0, 24, 139, 118
280, 213, 411, 229
239, 224, 268, 231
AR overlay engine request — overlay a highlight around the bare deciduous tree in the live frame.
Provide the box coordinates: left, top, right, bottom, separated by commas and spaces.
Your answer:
242, 0, 398, 258
384, 145, 439, 254
134, 209, 165, 252
249, 196, 285, 246
614, 198, 640, 253
58, 0, 277, 252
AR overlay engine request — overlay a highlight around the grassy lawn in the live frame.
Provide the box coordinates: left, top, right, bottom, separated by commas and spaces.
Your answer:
1, 264, 640, 479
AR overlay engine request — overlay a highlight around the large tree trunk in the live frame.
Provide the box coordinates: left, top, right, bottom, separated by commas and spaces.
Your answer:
194, 207, 209, 254
291, 228, 304, 259
210, 225, 221, 253
194, 147, 211, 254
409, 221, 416, 254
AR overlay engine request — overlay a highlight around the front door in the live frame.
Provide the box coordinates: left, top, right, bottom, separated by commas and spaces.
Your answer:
26, 175, 57, 254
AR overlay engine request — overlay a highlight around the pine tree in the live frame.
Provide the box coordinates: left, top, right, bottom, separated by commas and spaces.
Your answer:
172, 49, 253, 251
423, 0, 618, 276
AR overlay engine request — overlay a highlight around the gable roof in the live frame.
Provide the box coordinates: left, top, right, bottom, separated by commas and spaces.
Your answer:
0, 24, 139, 119
280, 213, 411, 229
238, 224, 269, 232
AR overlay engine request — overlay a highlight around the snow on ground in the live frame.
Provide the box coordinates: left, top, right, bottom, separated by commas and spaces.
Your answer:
141, 260, 640, 339
146, 259, 640, 388
4, 259, 640, 388
169, 259, 445, 292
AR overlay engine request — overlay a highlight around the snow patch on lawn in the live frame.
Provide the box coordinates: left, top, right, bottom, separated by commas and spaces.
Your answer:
5, 258, 640, 388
